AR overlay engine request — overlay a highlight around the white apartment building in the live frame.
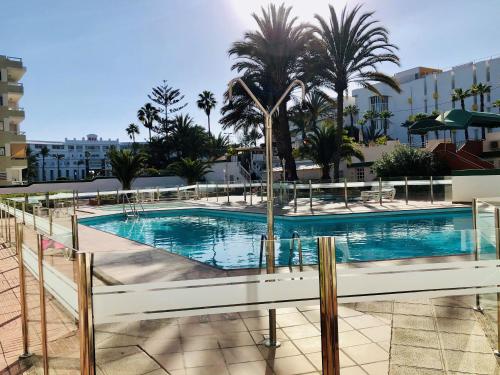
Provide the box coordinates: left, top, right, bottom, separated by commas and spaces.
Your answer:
352, 56, 500, 144
28, 134, 120, 181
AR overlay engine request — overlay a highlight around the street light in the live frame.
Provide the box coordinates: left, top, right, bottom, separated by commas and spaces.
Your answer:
228, 77, 305, 347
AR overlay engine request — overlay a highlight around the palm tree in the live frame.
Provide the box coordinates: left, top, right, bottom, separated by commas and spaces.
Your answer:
224, 3, 314, 180
471, 83, 492, 139
168, 158, 212, 185
52, 154, 64, 179
25, 147, 37, 183
137, 103, 160, 142
207, 133, 229, 160
170, 114, 209, 160
343, 105, 359, 139
363, 110, 379, 129
379, 110, 394, 136
313, 4, 401, 181
148, 80, 187, 134
39, 146, 49, 181
126, 123, 140, 144
361, 121, 384, 145
493, 99, 500, 113
304, 123, 363, 180
108, 149, 145, 190
197, 91, 217, 135
290, 90, 334, 141
451, 88, 471, 140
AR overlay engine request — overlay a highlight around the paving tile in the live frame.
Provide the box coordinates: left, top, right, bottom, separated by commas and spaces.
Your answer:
243, 317, 269, 331
340, 366, 368, 375
302, 310, 320, 323
433, 306, 475, 320
442, 350, 499, 374
293, 336, 321, 354
391, 328, 440, 349
435, 317, 484, 335
392, 315, 435, 331
362, 361, 388, 375
355, 301, 393, 314
342, 343, 388, 365
182, 335, 219, 352
344, 315, 386, 330
267, 354, 316, 375
249, 329, 288, 344
389, 365, 444, 374
142, 338, 182, 354
439, 331, 492, 353
339, 330, 371, 348
217, 331, 255, 348
282, 324, 320, 340
259, 340, 300, 359
151, 352, 185, 371
359, 326, 391, 343
186, 364, 229, 375
338, 306, 364, 318
393, 302, 433, 316
390, 345, 442, 370
276, 312, 309, 327
227, 360, 274, 375
222, 345, 264, 364
183, 349, 225, 368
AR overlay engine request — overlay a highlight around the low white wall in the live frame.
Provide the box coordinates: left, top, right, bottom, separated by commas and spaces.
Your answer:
0, 176, 186, 194
452, 171, 500, 202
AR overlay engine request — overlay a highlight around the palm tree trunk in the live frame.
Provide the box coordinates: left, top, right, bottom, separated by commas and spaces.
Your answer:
321, 165, 330, 181
42, 158, 46, 181
276, 101, 298, 181
333, 93, 344, 182
148, 128, 152, 142
207, 114, 211, 136
480, 94, 486, 139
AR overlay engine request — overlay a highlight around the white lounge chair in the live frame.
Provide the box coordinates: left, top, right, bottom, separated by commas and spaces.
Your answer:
360, 184, 396, 202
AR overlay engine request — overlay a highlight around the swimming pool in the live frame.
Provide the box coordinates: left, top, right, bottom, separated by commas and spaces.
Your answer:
80, 208, 479, 269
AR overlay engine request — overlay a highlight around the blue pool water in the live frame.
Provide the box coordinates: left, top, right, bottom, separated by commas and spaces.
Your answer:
80, 208, 475, 269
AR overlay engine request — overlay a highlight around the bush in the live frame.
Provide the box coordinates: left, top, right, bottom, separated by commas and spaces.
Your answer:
141, 167, 160, 177
372, 145, 448, 178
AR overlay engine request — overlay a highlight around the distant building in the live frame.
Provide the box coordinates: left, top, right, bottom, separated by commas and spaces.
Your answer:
352, 57, 500, 145
0, 55, 27, 185
28, 134, 120, 181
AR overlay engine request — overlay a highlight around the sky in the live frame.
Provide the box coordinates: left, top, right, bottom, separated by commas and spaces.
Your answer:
3, 0, 500, 142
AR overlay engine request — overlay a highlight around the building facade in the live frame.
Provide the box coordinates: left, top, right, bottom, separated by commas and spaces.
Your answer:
28, 134, 120, 181
352, 57, 500, 145
0, 55, 27, 185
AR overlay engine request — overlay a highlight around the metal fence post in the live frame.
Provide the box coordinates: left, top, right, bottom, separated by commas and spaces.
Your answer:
293, 181, 297, 213
70, 215, 79, 260
309, 180, 313, 210
7, 201, 11, 244
37, 234, 49, 375
22, 201, 26, 224
471, 198, 483, 312
260, 180, 263, 203
494, 208, 500, 357
216, 183, 219, 202
227, 180, 230, 204
206, 182, 209, 201
45, 192, 50, 209
249, 180, 253, 206
243, 181, 247, 203
378, 178, 383, 206
318, 236, 340, 375
405, 177, 408, 205
77, 251, 95, 375
0, 203, 3, 239
76, 191, 80, 209
196, 183, 200, 200
16, 224, 31, 358
156, 187, 160, 201
429, 176, 434, 204
49, 209, 53, 236
344, 178, 348, 209
96, 189, 101, 206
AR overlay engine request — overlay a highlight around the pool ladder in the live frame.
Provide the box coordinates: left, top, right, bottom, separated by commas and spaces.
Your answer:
258, 232, 303, 272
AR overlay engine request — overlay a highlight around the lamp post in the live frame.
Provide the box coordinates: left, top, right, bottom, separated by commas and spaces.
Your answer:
228, 78, 305, 347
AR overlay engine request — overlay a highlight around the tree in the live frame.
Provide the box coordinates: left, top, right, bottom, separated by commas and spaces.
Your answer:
167, 158, 212, 185
242, 128, 262, 147
25, 147, 37, 182
361, 121, 384, 145
39, 146, 49, 181
379, 110, 394, 136
471, 83, 492, 139
304, 123, 363, 180
126, 123, 140, 144
148, 80, 187, 134
108, 149, 145, 190
290, 90, 334, 141
344, 104, 359, 139
52, 154, 65, 179
207, 133, 229, 160
197, 91, 217, 135
363, 110, 379, 129
493, 99, 500, 113
137, 103, 160, 142
224, 3, 314, 180
451, 88, 471, 140
169, 114, 209, 160
313, 4, 401, 181
372, 145, 448, 178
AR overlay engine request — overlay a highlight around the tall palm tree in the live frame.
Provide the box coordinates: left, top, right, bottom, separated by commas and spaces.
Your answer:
290, 89, 334, 141
451, 88, 471, 140
313, 4, 401, 181
126, 123, 140, 144
343, 104, 359, 139
197, 91, 217, 135
493, 99, 500, 113
52, 154, 64, 179
379, 110, 394, 136
148, 80, 187, 134
363, 110, 379, 129
170, 114, 209, 160
471, 83, 492, 139
108, 149, 145, 190
167, 158, 212, 185
137, 103, 160, 142
39, 146, 49, 181
224, 3, 314, 180
305, 123, 363, 180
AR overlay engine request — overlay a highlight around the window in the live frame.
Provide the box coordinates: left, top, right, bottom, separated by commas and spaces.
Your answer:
52, 145, 64, 150
0, 121, 3, 131
76, 146, 83, 150
369, 96, 389, 113
0, 147, 5, 156
356, 167, 365, 182
65, 170, 69, 178
67, 145, 74, 150
34, 144, 43, 149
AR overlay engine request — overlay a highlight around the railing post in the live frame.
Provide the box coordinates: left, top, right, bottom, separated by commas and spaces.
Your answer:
243, 181, 247, 203
293, 181, 297, 213
37, 234, 49, 375
7, 201, 11, 244
96, 189, 101, 206
309, 180, 313, 210
472, 198, 483, 312
378, 177, 383, 206
77, 251, 95, 375
206, 182, 209, 201
227, 180, 230, 204
22, 201, 26, 224
49, 209, 53, 236
76, 191, 80, 209
0, 203, 4, 239
494, 208, 500, 358
318, 236, 340, 375
70, 214, 79, 260
16, 224, 31, 358
177, 186, 180, 200
196, 182, 200, 200
249, 180, 253, 206
405, 177, 408, 205
264, 236, 280, 348
215, 183, 219, 202
45, 192, 50, 209
344, 178, 348, 209
156, 187, 160, 201
260, 180, 263, 203
429, 176, 434, 204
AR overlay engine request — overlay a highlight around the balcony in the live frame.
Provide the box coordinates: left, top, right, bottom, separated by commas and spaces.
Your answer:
0, 105, 25, 119
0, 81, 23, 95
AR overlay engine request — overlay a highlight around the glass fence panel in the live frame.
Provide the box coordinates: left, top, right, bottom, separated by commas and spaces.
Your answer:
41, 235, 80, 374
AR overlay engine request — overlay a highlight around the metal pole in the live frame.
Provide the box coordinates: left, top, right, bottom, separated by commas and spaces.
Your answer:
206, 182, 209, 201
344, 178, 348, 209
96, 189, 101, 206
405, 177, 408, 205
293, 181, 297, 213
249, 180, 253, 206
157, 187, 160, 201
216, 183, 219, 202
37, 234, 49, 375
76, 191, 80, 209
494, 208, 500, 357
71, 215, 79, 260
318, 236, 340, 375
309, 180, 313, 210
378, 178, 383, 206
22, 201, 26, 224
472, 199, 483, 312
45, 192, 50, 209
49, 209, 53, 236
16, 224, 31, 358
260, 180, 263, 203
0, 203, 3, 239
430, 176, 434, 204
196, 182, 200, 200
243, 181, 247, 203
77, 252, 95, 375
227, 180, 230, 204
7, 201, 11, 244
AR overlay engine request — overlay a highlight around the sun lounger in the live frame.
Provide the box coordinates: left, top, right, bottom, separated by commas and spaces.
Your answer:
360, 185, 396, 202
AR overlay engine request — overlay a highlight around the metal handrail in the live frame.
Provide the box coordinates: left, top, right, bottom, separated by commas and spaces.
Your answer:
259, 234, 267, 269
289, 231, 303, 272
